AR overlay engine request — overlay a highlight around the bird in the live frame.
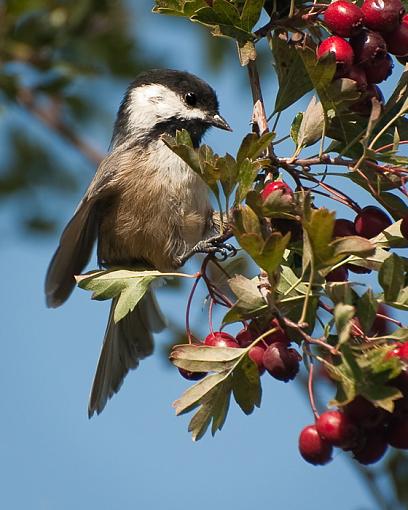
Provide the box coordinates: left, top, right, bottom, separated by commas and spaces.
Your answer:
45, 69, 232, 417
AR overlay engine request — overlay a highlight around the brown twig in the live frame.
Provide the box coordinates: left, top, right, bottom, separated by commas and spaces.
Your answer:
15, 86, 103, 166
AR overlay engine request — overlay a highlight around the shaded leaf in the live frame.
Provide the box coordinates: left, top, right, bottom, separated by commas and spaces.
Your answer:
335, 304, 355, 346
379, 254, 405, 302
232, 355, 261, 414
297, 96, 325, 148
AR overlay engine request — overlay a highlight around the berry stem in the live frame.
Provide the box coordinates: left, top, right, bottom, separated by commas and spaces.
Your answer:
305, 346, 320, 420
185, 274, 202, 345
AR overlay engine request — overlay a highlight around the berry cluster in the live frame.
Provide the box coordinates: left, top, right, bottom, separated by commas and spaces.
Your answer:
318, 0, 408, 115
179, 320, 302, 383
326, 205, 392, 281
299, 344, 408, 466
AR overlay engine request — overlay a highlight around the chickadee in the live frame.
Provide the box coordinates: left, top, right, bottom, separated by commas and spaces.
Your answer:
45, 69, 231, 417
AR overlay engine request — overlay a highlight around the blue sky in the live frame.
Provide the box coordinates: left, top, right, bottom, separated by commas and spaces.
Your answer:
0, 1, 404, 509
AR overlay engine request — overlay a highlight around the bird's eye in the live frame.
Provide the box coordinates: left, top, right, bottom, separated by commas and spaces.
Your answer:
185, 92, 197, 107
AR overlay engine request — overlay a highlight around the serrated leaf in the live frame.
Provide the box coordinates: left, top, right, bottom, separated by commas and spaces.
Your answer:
153, 0, 208, 16
356, 289, 377, 334
234, 159, 259, 204
297, 96, 325, 149
303, 208, 336, 268
223, 274, 267, 324
335, 304, 355, 346
188, 376, 232, 441
77, 269, 162, 323
232, 355, 261, 414
270, 33, 313, 113
237, 231, 291, 274
218, 153, 238, 201
240, 0, 263, 32
290, 112, 303, 145
170, 344, 245, 372
379, 253, 405, 302
330, 236, 375, 259
236, 132, 275, 165
173, 372, 227, 415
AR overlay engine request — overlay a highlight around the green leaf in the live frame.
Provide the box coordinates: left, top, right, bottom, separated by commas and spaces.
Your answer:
270, 33, 313, 113
240, 0, 263, 32
290, 112, 303, 146
330, 236, 376, 259
356, 289, 377, 334
379, 253, 405, 302
223, 274, 267, 324
188, 376, 232, 440
153, 0, 209, 17
170, 344, 245, 373
76, 269, 161, 323
236, 132, 275, 165
335, 304, 355, 346
373, 220, 408, 249
232, 355, 261, 414
237, 232, 291, 274
173, 372, 228, 416
296, 96, 325, 149
218, 153, 238, 202
302, 208, 336, 268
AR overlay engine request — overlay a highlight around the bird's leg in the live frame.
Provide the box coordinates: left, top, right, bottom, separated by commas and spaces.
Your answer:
177, 231, 236, 267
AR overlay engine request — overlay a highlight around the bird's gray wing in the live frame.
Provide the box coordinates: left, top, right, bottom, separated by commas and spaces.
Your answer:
45, 152, 119, 308
88, 288, 166, 417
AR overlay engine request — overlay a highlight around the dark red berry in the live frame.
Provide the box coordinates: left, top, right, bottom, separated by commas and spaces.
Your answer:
387, 416, 408, 449
342, 65, 368, 91
401, 214, 408, 240
263, 318, 291, 346
351, 29, 387, 64
362, 0, 404, 33
350, 84, 384, 116
261, 181, 293, 201
325, 266, 349, 282
333, 218, 356, 237
236, 327, 255, 348
299, 425, 333, 465
317, 36, 354, 66
204, 331, 239, 348
364, 53, 393, 83
248, 345, 266, 374
344, 396, 388, 429
384, 22, 408, 56
352, 430, 388, 464
354, 206, 392, 238
316, 410, 358, 447
262, 342, 301, 382
178, 368, 207, 381
346, 263, 372, 274
324, 1, 363, 38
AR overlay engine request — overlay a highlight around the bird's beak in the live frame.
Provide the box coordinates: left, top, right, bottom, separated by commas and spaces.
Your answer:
208, 113, 232, 132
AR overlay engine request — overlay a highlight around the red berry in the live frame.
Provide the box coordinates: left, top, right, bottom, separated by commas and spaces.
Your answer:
262, 342, 301, 382
389, 343, 408, 361
178, 368, 207, 381
263, 318, 291, 346
261, 181, 293, 201
352, 430, 388, 464
324, 1, 363, 37
325, 266, 349, 282
316, 410, 358, 447
344, 396, 388, 429
350, 84, 384, 116
333, 218, 356, 237
204, 331, 239, 348
342, 65, 368, 91
387, 416, 408, 449
401, 214, 408, 240
317, 36, 354, 66
362, 0, 404, 33
299, 425, 333, 465
236, 327, 256, 348
364, 53, 393, 84
354, 206, 392, 238
351, 29, 387, 65
248, 345, 266, 374
370, 304, 391, 336
384, 22, 408, 56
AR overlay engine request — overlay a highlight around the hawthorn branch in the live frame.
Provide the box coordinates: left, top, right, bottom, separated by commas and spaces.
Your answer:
15, 86, 103, 166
